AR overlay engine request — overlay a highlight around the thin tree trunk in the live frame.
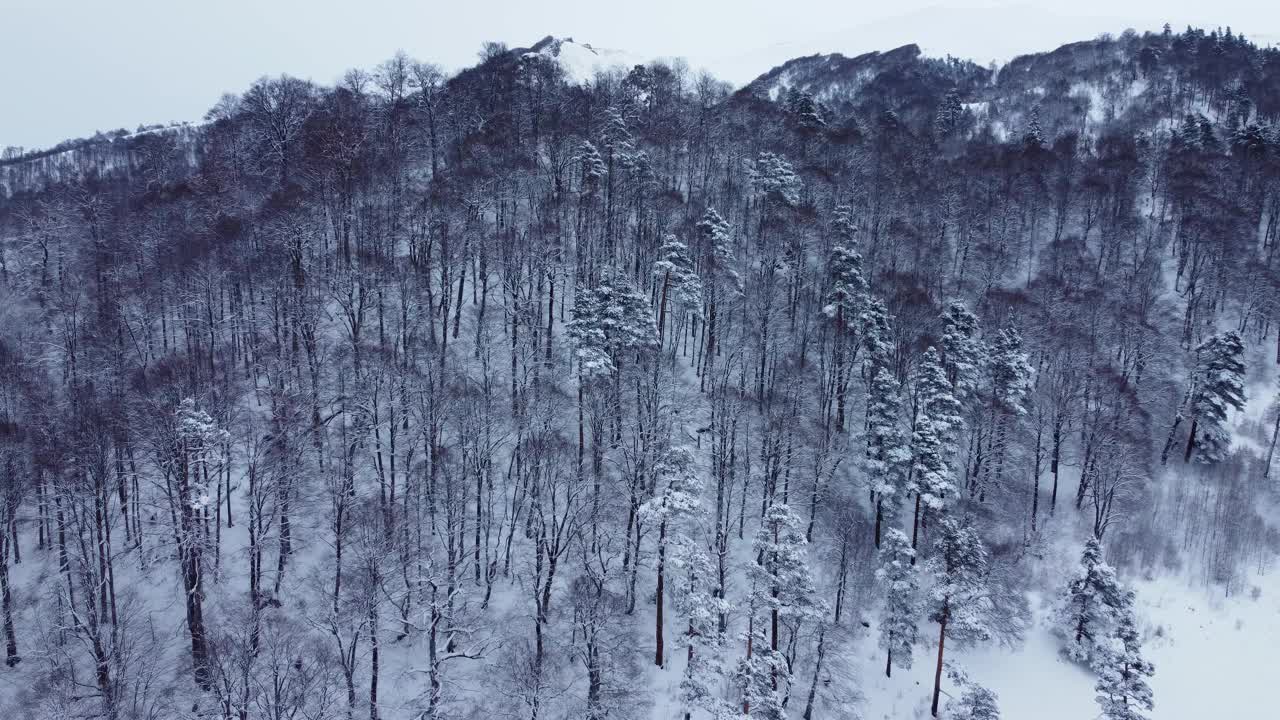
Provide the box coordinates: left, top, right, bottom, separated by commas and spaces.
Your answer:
931, 609, 948, 717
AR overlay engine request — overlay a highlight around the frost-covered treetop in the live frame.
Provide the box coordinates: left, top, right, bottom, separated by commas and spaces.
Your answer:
747, 152, 802, 208
568, 272, 659, 377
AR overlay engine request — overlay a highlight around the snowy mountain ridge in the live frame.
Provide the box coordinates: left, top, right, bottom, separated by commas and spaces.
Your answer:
523, 35, 650, 85
1, 121, 201, 198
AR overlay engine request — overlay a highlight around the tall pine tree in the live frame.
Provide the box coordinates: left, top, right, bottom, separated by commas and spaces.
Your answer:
1052, 536, 1128, 669
926, 516, 994, 717
940, 302, 983, 402
1183, 331, 1246, 463
1094, 596, 1155, 720
866, 367, 911, 548
876, 528, 920, 677
910, 346, 964, 549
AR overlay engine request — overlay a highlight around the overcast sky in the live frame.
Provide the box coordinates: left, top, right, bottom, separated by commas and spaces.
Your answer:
2, 0, 1277, 150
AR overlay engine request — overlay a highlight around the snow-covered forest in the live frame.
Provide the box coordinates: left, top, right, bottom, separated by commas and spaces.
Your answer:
2, 26, 1280, 720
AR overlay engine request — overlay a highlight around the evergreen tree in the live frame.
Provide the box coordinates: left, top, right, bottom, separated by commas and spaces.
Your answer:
600, 106, 636, 159
1094, 598, 1155, 720
926, 516, 993, 717
696, 207, 739, 287
866, 367, 911, 548
695, 207, 740, 389
578, 140, 607, 188
1022, 104, 1045, 149
940, 302, 983, 401
567, 273, 659, 377
786, 89, 825, 131
740, 503, 824, 716
860, 296, 895, 375
653, 234, 701, 346
910, 346, 965, 547
748, 152, 802, 208
749, 503, 825, 631
934, 90, 965, 139
917, 346, 966, 445
989, 326, 1034, 415
823, 206, 868, 430
1052, 536, 1127, 669
653, 235, 702, 308
733, 619, 786, 720
1183, 330, 1246, 463
176, 398, 230, 510
876, 528, 919, 677
822, 209, 869, 329
670, 540, 732, 720
949, 681, 1001, 720
641, 447, 704, 667
974, 325, 1032, 499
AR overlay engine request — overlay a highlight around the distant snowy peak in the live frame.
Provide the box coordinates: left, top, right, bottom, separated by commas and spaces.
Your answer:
524, 36, 647, 85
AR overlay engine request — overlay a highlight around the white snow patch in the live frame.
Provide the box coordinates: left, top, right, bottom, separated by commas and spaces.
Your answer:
1071, 82, 1109, 126
525, 37, 647, 85
1136, 571, 1280, 720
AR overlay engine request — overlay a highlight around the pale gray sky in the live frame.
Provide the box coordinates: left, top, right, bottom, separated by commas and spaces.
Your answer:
2, 0, 1277, 151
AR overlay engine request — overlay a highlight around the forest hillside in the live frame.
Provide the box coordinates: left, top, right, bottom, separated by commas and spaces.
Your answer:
2, 25, 1280, 720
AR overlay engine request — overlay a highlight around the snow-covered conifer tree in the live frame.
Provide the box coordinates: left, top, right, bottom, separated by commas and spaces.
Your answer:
926, 516, 994, 717
860, 297, 895, 376
653, 234, 701, 347
641, 447, 704, 667
600, 106, 636, 162
1094, 597, 1155, 720
910, 346, 964, 547
697, 207, 736, 276
974, 325, 1032, 499
695, 207, 740, 388
747, 152, 802, 208
671, 543, 733, 720
657, 455, 733, 720
949, 680, 1001, 720
822, 215, 868, 329
740, 503, 824, 716
578, 140, 607, 189
917, 346, 965, 446
1183, 330, 1246, 463
823, 206, 868, 430
1022, 104, 1045, 149
733, 619, 786, 720
989, 325, 1034, 416
567, 272, 659, 377
940, 302, 983, 401
1052, 536, 1127, 668
876, 528, 919, 677
861, 296, 908, 546
786, 90, 826, 133
749, 503, 825, 633
866, 366, 911, 548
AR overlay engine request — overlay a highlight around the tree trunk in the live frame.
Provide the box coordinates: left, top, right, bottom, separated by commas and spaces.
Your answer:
911, 493, 922, 559
874, 497, 883, 549
801, 626, 827, 720
654, 518, 666, 667
1264, 411, 1280, 479
0, 528, 18, 666
931, 609, 948, 717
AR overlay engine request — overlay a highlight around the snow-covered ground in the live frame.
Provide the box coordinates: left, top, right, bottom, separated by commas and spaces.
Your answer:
853, 567, 1280, 720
